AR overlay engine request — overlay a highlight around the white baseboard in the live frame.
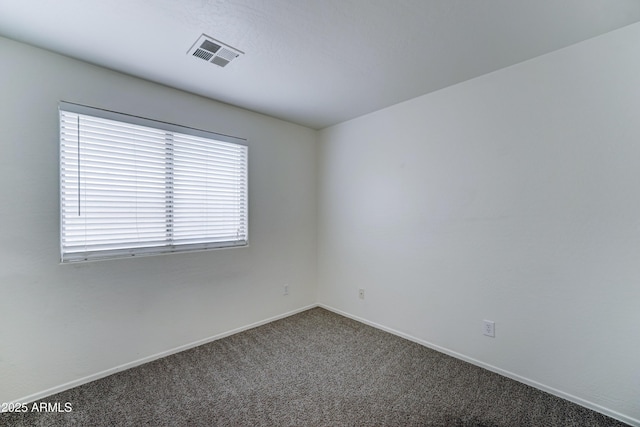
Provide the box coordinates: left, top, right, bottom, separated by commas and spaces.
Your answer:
8, 302, 638, 426
318, 303, 639, 427
7, 304, 318, 409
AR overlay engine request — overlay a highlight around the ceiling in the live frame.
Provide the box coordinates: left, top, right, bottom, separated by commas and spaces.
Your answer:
1, 0, 639, 129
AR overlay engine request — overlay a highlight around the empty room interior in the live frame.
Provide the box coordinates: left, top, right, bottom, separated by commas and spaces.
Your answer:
1, 1, 640, 425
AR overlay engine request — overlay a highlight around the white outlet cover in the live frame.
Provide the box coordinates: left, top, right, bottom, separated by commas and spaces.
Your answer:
483, 320, 495, 337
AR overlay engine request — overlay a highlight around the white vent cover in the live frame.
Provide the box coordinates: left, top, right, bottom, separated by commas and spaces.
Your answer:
188, 34, 243, 68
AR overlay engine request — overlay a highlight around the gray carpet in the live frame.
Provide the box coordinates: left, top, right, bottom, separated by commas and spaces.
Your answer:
1, 308, 630, 426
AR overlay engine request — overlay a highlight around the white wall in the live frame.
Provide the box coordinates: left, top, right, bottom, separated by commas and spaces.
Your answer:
318, 23, 640, 424
0, 36, 317, 403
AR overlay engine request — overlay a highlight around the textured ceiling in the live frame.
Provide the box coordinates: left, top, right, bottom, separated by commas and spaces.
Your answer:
1, 0, 639, 129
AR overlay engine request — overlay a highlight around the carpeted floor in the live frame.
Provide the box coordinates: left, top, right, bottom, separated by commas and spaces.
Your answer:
1, 308, 630, 426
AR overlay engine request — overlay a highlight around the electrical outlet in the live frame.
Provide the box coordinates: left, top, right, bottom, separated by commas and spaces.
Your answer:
358, 288, 365, 300
283, 284, 289, 296
483, 320, 495, 338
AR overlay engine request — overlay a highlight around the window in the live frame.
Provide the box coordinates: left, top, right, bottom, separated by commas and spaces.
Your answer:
59, 102, 248, 263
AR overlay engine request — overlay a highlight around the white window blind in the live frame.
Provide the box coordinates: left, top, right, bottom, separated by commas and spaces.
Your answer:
59, 102, 248, 263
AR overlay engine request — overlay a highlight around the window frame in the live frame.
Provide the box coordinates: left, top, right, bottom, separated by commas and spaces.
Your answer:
59, 101, 248, 263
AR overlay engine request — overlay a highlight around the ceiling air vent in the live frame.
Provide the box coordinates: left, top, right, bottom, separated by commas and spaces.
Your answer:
188, 34, 243, 68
